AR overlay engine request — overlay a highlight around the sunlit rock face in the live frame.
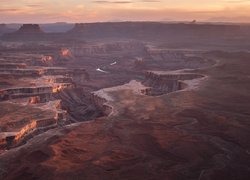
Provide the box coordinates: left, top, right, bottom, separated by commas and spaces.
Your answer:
55, 48, 75, 64
52, 83, 74, 93
61, 48, 72, 57
41, 55, 54, 66
29, 96, 41, 104
16, 24, 44, 34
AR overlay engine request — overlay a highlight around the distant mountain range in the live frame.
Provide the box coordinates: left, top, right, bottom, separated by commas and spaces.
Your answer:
3, 22, 74, 33
0, 24, 15, 35
1, 21, 250, 45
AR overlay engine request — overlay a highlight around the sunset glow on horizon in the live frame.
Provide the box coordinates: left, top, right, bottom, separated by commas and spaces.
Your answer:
1, 0, 250, 23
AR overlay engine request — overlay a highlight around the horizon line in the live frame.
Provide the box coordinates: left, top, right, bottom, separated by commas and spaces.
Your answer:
2, 20, 250, 25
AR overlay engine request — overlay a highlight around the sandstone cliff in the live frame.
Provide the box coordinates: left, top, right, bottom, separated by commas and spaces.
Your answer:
143, 70, 205, 96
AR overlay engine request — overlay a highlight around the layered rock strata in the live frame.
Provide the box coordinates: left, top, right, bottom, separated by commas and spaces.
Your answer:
0, 100, 67, 149
143, 70, 205, 96
70, 41, 146, 56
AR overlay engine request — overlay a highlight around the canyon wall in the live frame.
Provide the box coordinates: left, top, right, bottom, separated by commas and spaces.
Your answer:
143, 71, 204, 96
0, 105, 67, 149
0, 86, 52, 101
55, 89, 102, 122
68, 22, 244, 39
0, 69, 40, 77
70, 41, 145, 56
91, 93, 112, 116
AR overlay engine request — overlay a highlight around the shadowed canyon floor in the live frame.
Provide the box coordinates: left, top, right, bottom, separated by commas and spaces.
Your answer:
0, 23, 250, 180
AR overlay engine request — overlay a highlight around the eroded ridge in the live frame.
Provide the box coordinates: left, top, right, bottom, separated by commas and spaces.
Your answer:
0, 100, 67, 149
91, 70, 205, 116
0, 50, 91, 150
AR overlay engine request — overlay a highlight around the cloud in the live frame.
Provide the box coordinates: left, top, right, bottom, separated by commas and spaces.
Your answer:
223, 0, 250, 3
92, 0, 132, 4
140, 0, 161, 2
0, 8, 19, 12
1, 0, 250, 23
92, 0, 160, 3
26, 4, 42, 8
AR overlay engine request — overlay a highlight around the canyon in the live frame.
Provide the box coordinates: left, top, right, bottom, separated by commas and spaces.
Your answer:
0, 22, 250, 180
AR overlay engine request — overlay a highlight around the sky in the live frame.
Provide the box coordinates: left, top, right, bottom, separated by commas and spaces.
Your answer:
1, 0, 250, 23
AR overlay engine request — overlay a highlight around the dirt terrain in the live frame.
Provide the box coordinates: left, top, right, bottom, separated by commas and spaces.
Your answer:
0, 22, 250, 180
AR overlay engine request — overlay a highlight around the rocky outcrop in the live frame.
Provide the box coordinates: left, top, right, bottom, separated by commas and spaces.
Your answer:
41, 55, 54, 66
1, 86, 52, 94
91, 94, 112, 116
16, 24, 43, 34
0, 117, 57, 149
0, 50, 90, 151
145, 71, 204, 81
29, 96, 41, 104
55, 88, 102, 122
1, 24, 46, 41
0, 100, 68, 149
47, 76, 73, 84
28, 93, 52, 104
0, 86, 52, 101
142, 71, 205, 96
52, 83, 75, 93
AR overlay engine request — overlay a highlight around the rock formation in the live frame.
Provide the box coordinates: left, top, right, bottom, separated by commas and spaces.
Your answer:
1, 24, 45, 41
68, 22, 244, 40
0, 100, 68, 149
29, 96, 41, 104
143, 71, 204, 96
15, 24, 43, 34
91, 93, 112, 116
55, 88, 102, 122
41, 55, 54, 66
